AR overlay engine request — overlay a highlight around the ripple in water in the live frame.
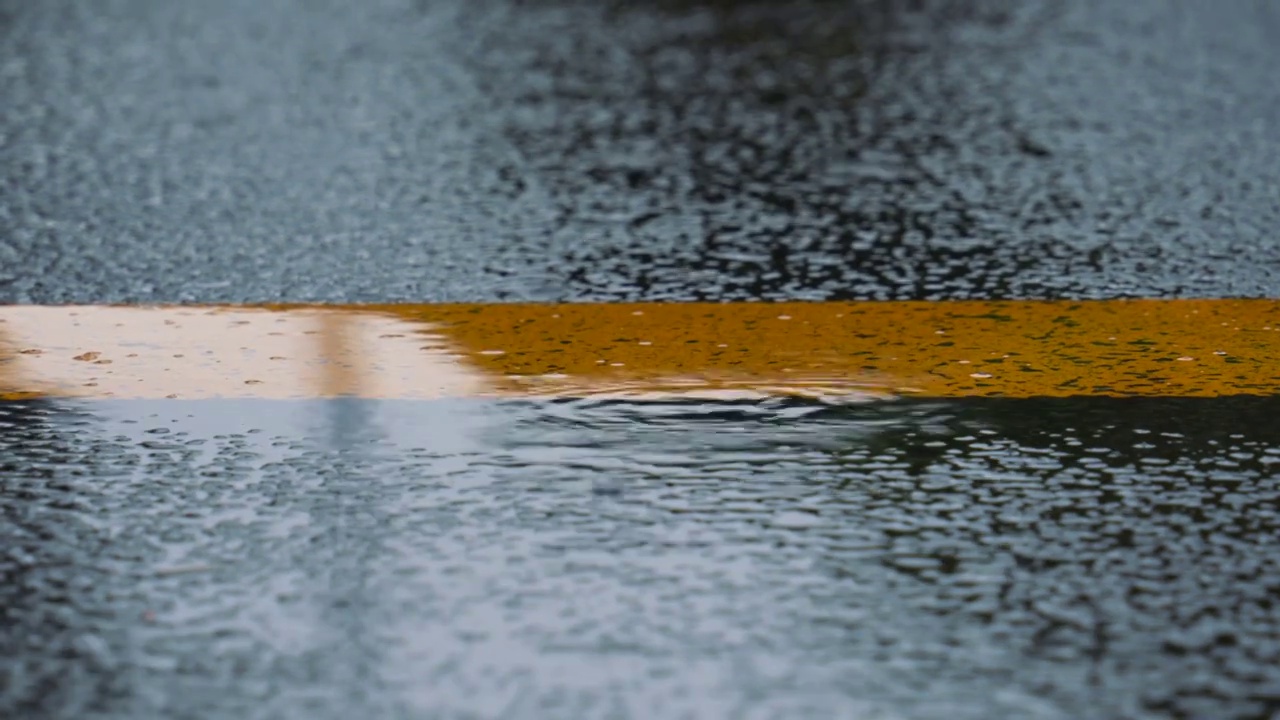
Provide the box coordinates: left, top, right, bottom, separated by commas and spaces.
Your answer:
6, 395, 1276, 719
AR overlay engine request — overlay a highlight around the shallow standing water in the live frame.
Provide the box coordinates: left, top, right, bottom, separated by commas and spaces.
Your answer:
3, 396, 1279, 719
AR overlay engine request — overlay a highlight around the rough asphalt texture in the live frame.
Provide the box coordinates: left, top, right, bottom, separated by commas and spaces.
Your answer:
3, 0, 1278, 303
3, 0, 1280, 718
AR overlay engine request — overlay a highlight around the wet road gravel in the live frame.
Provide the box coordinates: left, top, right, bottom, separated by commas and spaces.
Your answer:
3, 0, 1280, 718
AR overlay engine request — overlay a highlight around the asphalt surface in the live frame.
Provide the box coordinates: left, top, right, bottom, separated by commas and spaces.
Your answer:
4, 0, 1279, 304
3, 0, 1280, 719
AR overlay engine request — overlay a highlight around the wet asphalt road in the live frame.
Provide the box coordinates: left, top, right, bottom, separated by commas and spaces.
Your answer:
3, 1, 1280, 719
4, 0, 1279, 304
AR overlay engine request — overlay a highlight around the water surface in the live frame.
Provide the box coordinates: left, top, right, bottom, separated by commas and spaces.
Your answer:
3, 396, 1278, 719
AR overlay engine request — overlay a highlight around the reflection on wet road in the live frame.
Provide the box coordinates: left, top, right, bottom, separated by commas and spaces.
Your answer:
3, 307, 1280, 719
3, 396, 1278, 718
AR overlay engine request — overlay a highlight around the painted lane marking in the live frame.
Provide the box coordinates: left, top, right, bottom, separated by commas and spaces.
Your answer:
1, 300, 1278, 400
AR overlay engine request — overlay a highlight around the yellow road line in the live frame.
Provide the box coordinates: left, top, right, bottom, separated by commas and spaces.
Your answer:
2, 300, 1278, 400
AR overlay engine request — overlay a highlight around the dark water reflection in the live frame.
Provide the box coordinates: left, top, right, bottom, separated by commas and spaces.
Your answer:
2, 396, 1278, 718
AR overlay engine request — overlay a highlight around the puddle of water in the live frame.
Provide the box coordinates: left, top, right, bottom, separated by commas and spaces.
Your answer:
3, 394, 1279, 719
